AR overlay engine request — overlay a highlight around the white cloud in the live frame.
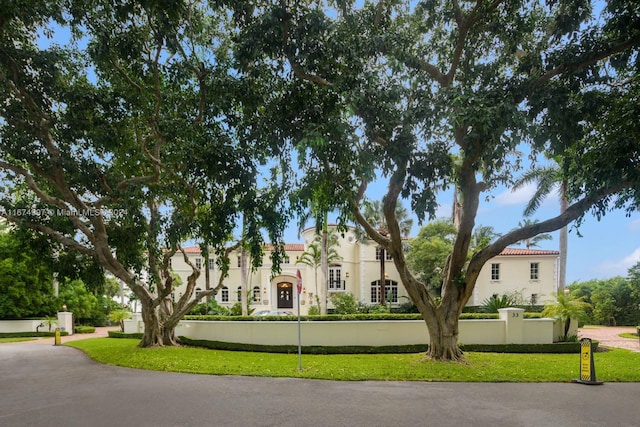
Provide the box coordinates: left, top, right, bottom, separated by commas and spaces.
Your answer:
495, 182, 537, 206
594, 247, 640, 278
494, 182, 562, 213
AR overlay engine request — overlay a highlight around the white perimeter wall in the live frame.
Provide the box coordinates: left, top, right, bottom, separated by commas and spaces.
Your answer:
125, 308, 574, 346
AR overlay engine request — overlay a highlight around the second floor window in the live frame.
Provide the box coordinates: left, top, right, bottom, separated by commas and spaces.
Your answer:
375, 247, 392, 261
208, 258, 215, 270
491, 263, 500, 281
195, 258, 202, 269
530, 262, 539, 280
328, 265, 344, 290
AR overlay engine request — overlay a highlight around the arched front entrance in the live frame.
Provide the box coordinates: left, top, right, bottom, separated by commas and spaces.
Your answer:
277, 282, 293, 309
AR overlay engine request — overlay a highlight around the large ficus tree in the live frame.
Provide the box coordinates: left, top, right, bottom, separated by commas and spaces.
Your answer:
231, 0, 640, 360
0, 1, 289, 347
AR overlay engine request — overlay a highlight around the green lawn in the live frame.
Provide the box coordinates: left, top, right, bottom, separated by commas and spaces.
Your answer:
619, 332, 639, 340
0, 337, 36, 343
67, 338, 640, 382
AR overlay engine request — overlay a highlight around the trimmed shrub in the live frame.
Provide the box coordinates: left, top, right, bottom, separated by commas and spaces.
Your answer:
459, 341, 594, 353
179, 336, 428, 354
178, 337, 591, 354
108, 331, 144, 339
182, 313, 548, 321
0, 331, 69, 338
74, 325, 95, 334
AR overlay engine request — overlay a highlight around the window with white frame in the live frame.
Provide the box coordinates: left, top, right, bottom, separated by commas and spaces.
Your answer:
491, 263, 500, 281
195, 287, 202, 298
195, 258, 202, 269
237, 256, 241, 267
236, 286, 242, 301
283, 254, 290, 264
208, 258, 214, 270
252, 286, 261, 302
328, 264, 344, 290
221, 286, 229, 302
375, 247, 392, 261
370, 280, 398, 303
530, 262, 539, 280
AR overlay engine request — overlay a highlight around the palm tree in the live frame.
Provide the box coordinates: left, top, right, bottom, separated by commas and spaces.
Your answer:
513, 161, 568, 290
514, 218, 553, 249
297, 232, 342, 312
108, 309, 132, 333
542, 291, 590, 341
471, 225, 500, 250
356, 200, 413, 306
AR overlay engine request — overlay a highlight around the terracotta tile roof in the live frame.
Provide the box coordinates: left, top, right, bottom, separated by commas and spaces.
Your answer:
179, 246, 202, 254
178, 244, 305, 255
499, 248, 559, 256
265, 243, 305, 251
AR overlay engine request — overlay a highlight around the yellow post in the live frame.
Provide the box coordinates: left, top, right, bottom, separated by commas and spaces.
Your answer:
54, 328, 61, 346
573, 338, 603, 385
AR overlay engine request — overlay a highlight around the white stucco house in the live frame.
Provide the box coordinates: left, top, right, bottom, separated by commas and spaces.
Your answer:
169, 226, 560, 313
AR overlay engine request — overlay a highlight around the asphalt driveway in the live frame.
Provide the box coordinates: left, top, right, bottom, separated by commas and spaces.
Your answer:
1, 340, 639, 427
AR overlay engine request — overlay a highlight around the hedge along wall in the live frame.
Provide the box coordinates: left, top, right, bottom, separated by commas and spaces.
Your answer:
0, 312, 74, 335
125, 308, 570, 346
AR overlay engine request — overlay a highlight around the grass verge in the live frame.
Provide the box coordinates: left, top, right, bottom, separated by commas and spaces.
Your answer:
0, 337, 37, 343
67, 338, 640, 382
619, 333, 638, 340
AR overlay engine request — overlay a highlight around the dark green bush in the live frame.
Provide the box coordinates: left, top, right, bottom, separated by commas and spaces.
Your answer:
108, 331, 144, 339
329, 292, 359, 314
182, 313, 541, 321
459, 341, 594, 353
178, 337, 589, 354
0, 331, 68, 338
179, 336, 428, 354
74, 325, 95, 334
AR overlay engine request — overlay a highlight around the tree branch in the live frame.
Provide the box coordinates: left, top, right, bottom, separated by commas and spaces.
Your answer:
532, 36, 640, 87
280, 1, 331, 87
466, 180, 631, 288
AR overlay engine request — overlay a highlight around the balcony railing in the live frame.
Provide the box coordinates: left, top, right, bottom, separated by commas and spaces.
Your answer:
328, 280, 345, 290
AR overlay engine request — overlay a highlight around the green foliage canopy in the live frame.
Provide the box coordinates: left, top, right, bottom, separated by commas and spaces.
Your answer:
0, 229, 56, 318
228, 0, 640, 359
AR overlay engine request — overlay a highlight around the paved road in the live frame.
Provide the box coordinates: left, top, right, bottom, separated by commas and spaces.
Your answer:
1, 339, 640, 427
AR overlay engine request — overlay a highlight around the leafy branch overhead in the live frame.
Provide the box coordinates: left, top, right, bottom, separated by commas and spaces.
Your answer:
231, 0, 640, 360
0, 1, 290, 347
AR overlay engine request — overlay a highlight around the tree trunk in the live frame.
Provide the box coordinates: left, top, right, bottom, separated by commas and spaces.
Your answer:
138, 298, 179, 347
559, 181, 568, 291
426, 315, 464, 361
